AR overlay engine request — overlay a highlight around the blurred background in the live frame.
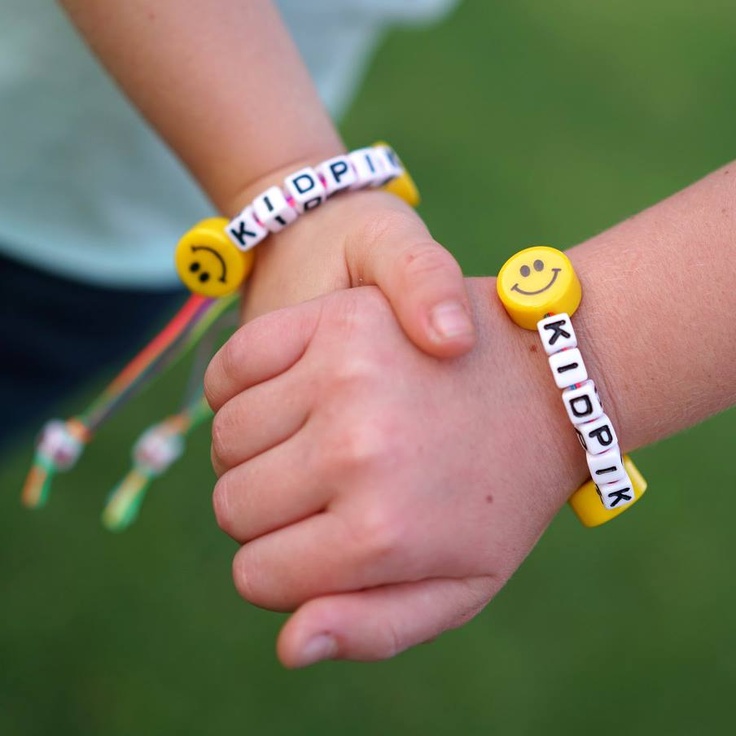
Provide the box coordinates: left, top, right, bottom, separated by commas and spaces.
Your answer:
2, 1, 736, 733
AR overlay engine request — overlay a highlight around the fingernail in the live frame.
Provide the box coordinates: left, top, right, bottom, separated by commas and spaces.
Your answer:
429, 301, 474, 342
297, 634, 338, 667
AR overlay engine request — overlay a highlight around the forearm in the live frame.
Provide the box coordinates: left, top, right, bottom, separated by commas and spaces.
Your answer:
565, 163, 736, 451
58, 0, 344, 214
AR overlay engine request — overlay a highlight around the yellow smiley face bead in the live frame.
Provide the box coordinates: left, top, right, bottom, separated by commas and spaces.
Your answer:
175, 218, 254, 298
497, 246, 582, 330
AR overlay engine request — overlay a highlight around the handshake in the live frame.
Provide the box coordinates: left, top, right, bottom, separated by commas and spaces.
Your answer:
203, 160, 736, 668
205, 264, 630, 667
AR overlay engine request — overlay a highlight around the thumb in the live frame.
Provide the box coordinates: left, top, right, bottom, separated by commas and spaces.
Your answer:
277, 576, 495, 667
345, 204, 476, 358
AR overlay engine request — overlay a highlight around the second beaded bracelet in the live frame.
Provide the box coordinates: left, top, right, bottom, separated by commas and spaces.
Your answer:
173, 142, 420, 299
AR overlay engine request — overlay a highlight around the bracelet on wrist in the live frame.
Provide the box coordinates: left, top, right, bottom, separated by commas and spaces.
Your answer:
174, 142, 419, 298
496, 246, 647, 528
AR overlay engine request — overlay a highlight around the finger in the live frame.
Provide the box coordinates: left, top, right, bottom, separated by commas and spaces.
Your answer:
210, 366, 311, 475
346, 202, 476, 359
232, 510, 419, 611
277, 576, 497, 667
213, 430, 332, 543
204, 297, 322, 411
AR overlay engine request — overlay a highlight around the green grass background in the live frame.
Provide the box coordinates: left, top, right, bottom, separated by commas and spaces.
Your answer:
2, 1, 736, 733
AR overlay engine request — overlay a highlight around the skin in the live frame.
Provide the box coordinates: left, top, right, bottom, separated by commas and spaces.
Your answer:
205, 163, 736, 667
58, 0, 476, 357
58, 0, 736, 667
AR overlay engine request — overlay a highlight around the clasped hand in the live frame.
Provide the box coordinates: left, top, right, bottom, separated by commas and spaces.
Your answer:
205, 282, 583, 667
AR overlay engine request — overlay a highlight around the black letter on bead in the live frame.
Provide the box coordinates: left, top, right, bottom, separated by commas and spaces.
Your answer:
594, 465, 619, 477
606, 487, 633, 507
263, 195, 287, 226
570, 395, 593, 419
589, 424, 614, 448
302, 196, 323, 211
382, 147, 399, 166
293, 173, 317, 194
329, 160, 350, 183
543, 319, 572, 346
556, 360, 579, 374
228, 220, 257, 247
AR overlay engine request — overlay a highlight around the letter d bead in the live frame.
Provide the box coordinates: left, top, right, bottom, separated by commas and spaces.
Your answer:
562, 380, 603, 426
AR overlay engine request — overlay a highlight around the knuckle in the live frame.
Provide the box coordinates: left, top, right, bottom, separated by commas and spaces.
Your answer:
331, 353, 380, 388
398, 242, 462, 282
215, 332, 246, 393
212, 474, 234, 535
219, 335, 242, 383
232, 549, 259, 604
210, 409, 234, 468
232, 547, 287, 611
202, 366, 218, 411
354, 504, 406, 562
354, 207, 419, 252
448, 577, 496, 630
379, 619, 403, 660
329, 420, 395, 474
203, 345, 232, 410
209, 441, 223, 477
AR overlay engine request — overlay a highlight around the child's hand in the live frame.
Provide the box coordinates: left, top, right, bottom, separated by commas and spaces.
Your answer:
239, 188, 475, 359
205, 281, 589, 666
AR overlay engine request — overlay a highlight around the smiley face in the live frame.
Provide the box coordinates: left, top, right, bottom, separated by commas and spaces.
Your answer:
497, 246, 581, 330
175, 218, 254, 297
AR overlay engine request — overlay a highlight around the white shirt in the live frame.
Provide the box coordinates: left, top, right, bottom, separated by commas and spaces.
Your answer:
0, 0, 457, 287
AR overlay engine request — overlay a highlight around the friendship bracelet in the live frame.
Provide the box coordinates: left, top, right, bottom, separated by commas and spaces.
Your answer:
496, 246, 647, 527
175, 142, 420, 298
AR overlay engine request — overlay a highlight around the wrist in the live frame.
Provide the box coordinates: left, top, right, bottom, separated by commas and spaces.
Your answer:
468, 277, 591, 510
239, 188, 423, 319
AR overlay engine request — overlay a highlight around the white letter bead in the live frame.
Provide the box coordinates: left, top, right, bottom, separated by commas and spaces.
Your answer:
537, 313, 577, 355
252, 186, 297, 233
548, 348, 588, 389
316, 155, 357, 196
349, 147, 386, 189
576, 413, 618, 455
596, 473, 636, 510
373, 145, 403, 185
587, 445, 628, 485
562, 380, 603, 425
227, 205, 268, 251
284, 167, 326, 214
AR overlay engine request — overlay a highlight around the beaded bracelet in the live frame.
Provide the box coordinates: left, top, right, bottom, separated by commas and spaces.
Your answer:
496, 246, 647, 527
174, 142, 419, 298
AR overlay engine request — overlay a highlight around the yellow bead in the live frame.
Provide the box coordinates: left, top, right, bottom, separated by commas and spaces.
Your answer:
175, 218, 254, 297
568, 455, 648, 528
382, 169, 421, 207
374, 140, 421, 207
497, 246, 582, 330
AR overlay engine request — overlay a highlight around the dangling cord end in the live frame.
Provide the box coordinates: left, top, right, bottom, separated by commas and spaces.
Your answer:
21, 459, 55, 509
21, 418, 89, 509
102, 468, 154, 532
101, 418, 188, 532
